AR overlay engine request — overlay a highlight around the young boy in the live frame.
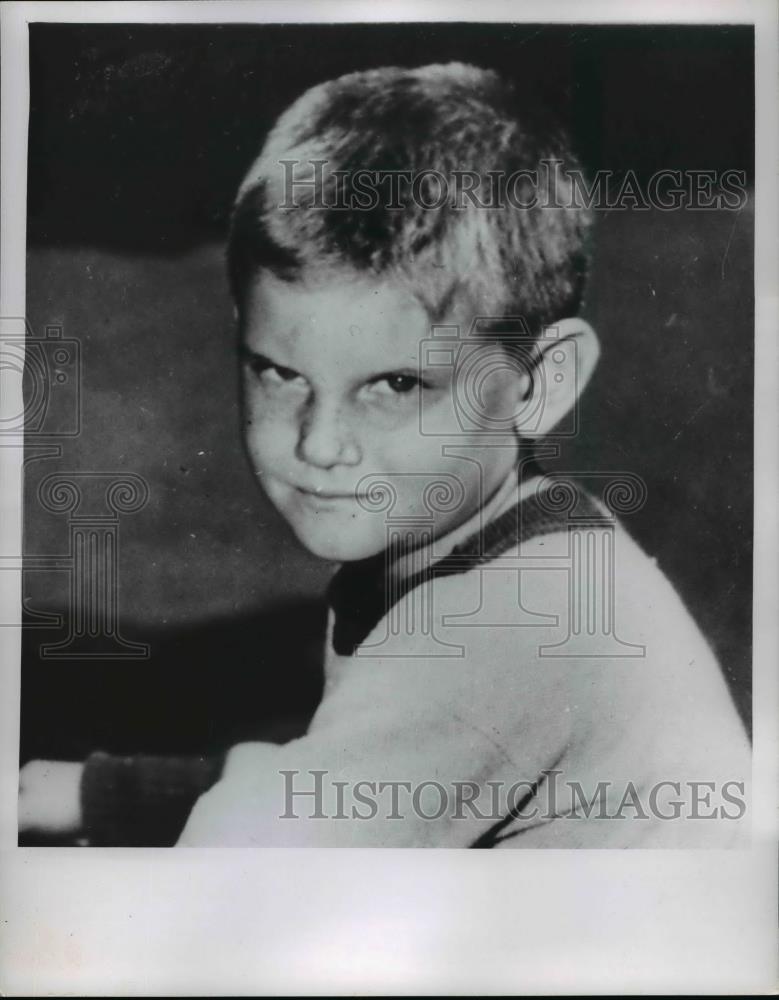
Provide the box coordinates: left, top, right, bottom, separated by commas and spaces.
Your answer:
20, 62, 750, 847
177, 62, 750, 847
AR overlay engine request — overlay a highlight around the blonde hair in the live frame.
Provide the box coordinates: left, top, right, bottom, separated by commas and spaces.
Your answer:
228, 62, 592, 335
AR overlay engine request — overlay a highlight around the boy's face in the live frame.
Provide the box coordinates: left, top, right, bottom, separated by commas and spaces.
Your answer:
240, 269, 525, 562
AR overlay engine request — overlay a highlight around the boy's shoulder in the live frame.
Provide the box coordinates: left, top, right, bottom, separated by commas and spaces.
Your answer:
351, 485, 687, 662
356, 519, 658, 644
350, 505, 735, 724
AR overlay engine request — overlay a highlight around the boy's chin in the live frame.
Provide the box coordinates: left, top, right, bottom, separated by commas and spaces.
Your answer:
290, 524, 387, 563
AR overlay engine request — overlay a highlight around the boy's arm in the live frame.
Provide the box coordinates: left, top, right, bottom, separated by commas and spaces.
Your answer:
178, 568, 577, 847
19, 752, 224, 845
178, 531, 753, 849
81, 751, 225, 845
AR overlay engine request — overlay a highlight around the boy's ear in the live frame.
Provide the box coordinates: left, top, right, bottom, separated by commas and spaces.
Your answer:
516, 317, 600, 438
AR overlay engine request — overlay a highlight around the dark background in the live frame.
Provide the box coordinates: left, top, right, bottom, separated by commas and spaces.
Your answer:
27, 23, 754, 248
22, 23, 754, 769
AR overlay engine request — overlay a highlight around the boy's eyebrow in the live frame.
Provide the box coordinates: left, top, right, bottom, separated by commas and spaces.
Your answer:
240, 346, 275, 363
365, 365, 432, 383
241, 345, 443, 383
430, 277, 466, 323
239, 346, 298, 372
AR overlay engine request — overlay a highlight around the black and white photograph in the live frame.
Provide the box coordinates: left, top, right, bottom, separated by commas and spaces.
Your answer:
1, 0, 776, 994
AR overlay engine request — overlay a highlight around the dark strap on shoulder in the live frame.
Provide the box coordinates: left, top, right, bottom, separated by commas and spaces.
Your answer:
328, 478, 604, 656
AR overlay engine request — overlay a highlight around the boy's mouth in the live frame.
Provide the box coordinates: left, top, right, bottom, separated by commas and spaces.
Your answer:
294, 485, 361, 501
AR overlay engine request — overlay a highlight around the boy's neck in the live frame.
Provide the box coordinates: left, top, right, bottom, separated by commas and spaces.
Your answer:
385, 457, 543, 586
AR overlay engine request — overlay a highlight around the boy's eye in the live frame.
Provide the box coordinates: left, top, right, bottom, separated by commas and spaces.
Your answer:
372, 373, 425, 396
247, 356, 306, 388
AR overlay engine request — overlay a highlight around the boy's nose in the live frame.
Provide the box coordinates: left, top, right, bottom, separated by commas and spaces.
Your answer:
295, 398, 361, 469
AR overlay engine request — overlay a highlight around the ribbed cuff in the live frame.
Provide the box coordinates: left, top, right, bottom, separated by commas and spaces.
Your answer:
80, 750, 223, 846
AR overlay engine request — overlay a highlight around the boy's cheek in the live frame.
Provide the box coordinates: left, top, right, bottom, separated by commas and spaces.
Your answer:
243, 388, 298, 434
242, 383, 299, 424
419, 390, 465, 437
243, 414, 295, 475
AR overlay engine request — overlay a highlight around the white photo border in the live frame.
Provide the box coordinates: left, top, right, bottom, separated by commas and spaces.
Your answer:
1, 1, 776, 994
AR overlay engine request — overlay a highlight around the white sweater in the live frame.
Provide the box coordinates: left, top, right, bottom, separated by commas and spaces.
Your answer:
178, 472, 750, 847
